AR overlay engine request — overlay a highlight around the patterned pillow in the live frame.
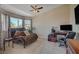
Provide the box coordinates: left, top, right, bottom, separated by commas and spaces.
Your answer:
24, 31, 30, 35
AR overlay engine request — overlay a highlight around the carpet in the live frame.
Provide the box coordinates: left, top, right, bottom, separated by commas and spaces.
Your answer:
4, 38, 66, 54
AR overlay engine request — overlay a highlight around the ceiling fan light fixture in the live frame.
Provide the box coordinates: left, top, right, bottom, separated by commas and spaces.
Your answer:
33, 10, 37, 13
30, 5, 43, 13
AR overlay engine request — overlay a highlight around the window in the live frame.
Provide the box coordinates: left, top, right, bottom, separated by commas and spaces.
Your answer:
10, 17, 23, 28
24, 19, 32, 31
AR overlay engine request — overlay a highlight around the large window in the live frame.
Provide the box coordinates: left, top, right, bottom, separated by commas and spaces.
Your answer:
10, 17, 23, 28
24, 19, 32, 32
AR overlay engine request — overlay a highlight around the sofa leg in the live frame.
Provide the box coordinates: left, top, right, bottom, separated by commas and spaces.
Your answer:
24, 45, 25, 48
24, 41, 25, 48
12, 40, 14, 48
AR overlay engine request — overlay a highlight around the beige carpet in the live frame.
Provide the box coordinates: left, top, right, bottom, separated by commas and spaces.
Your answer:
4, 38, 66, 54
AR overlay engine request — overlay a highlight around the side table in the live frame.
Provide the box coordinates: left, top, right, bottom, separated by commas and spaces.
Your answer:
3, 37, 14, 51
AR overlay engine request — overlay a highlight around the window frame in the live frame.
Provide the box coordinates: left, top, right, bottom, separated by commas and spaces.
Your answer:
9, 16, 24, 29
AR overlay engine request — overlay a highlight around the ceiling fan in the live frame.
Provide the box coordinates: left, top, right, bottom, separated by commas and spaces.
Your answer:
30, 5, 43, 13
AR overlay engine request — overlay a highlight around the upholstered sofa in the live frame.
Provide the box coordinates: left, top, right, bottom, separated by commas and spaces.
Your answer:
13, 31, 38, 48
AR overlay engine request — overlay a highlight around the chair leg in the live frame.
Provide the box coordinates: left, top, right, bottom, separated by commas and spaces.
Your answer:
12, 40, 14, 48
8, 41, 10, 47
24, 41, 25, 48
3, 41, 5, 51
59, 42, 65, 47
59, 44, 61, 47
21, 38, 26, 48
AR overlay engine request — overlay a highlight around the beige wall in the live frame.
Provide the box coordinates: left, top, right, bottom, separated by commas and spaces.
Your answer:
33, 5, 70, 38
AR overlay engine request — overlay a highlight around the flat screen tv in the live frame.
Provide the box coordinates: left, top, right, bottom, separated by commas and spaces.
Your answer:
75, 5, 79, 24
60, 25, 72, 31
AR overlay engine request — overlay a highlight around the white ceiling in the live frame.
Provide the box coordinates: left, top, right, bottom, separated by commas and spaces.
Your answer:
0, 4, 63, 17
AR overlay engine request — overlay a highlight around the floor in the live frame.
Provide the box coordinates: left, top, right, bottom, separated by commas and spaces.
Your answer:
4, 38, 66, 54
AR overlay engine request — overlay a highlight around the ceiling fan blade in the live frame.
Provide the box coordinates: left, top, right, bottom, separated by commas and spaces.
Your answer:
30, 5, 43, 13
31, 5, 36, 10
37, 7, 43, 9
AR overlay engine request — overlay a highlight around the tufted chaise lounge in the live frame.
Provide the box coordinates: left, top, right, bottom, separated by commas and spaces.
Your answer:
13, 31, 38, 48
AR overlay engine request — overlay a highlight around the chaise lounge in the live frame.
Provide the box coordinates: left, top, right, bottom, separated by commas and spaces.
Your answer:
13, 31, 38, 48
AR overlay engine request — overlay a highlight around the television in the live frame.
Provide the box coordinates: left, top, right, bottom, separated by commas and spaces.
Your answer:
60, 25, 72, 31
75, 5, 79, 24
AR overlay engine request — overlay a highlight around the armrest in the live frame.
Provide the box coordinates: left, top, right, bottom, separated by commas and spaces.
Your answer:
67, 39, 79, 54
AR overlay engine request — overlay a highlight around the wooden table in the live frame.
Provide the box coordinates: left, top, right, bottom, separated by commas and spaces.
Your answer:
66, 39, 79, 54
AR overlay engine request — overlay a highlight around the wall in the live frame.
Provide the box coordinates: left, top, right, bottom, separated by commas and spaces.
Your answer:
33, 5, 70, 39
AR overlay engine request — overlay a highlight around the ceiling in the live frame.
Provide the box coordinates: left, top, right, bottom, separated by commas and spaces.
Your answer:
0, 4, 62, 17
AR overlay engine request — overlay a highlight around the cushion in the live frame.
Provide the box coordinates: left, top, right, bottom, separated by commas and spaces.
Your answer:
24, 30, 30, 35
14, 31, 26, 37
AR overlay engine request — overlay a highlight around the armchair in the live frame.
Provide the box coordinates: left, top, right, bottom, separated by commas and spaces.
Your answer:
59, 32, 76, 47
